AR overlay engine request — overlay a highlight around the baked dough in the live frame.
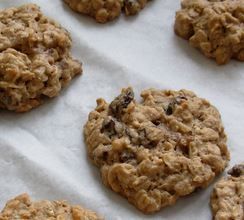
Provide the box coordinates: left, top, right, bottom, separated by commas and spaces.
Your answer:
84, 87, 230, 213
0, 4, 82, 112
174, 0, 244, 64
0, 194, 102, 220
211, 164, 244, 220
64, 0, 151, 23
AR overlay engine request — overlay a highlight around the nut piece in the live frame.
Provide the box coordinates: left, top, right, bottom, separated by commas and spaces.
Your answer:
211, 164, 244, 220
84, 87, 229, 213
64, 0, 152, 23
174, 0, 244, 64
0, 194, 103, 220
0, 4, 82, 112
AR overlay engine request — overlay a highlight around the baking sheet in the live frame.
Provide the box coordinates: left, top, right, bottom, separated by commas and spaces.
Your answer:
0, 0, 243, 219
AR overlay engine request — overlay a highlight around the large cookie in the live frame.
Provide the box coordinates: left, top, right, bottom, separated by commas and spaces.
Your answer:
174, 0, 244, 64
84, 87, 230, 213
64, 0, 151, 23
0, 194, 102, 220
0, 4, 82, 112
211, 164, 244, 220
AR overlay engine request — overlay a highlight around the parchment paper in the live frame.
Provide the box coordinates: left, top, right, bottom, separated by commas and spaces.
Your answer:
0, 0, 243, 219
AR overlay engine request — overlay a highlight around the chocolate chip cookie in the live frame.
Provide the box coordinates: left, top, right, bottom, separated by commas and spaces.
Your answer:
84, 87, 230, 213
64, 0, 151, 23
174, 0, 244, 64
0, 194, 102, 220
211, 164, 244, 220
0, 4, 82, 112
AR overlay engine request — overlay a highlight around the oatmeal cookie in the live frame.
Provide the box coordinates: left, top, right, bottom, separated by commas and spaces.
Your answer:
174, 0, 244, 64
211, 164, 244, 220
0, 4, 82, 112
84, 87, 230, 213
0, 194, 102, 220
64, 0, 151, 23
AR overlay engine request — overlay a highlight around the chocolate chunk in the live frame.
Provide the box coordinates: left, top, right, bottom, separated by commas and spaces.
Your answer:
165, 96, 187, 115
120, 151, 135, 162
165, 103, 174, 115
109, 87, 134, 119
101, 117, 116, 137
228, 164, 244, 177
139, 128, 158, 149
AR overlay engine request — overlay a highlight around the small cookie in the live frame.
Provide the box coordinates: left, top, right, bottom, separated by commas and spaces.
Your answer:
64, 0, 151, 23
0, 194, 102, 220
174, 0, 244, 64
84, 87, 230, 213
211, 164, 244, 220
0, 4, 82, 112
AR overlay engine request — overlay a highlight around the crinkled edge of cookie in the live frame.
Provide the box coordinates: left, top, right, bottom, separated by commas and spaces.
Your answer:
64, 0, 152, 23
0, 193, 103, 220
210, 164, 244, 220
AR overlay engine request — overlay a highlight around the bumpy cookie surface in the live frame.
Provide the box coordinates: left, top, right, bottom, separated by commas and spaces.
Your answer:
0, 194, 102, 220
84, 87, 229, 213
0, 4, 82, 112
64, 0, 151, 23
211, 164, 244, 220
174, 0, 244, 64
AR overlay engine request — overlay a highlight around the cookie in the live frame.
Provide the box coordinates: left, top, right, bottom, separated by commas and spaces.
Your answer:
211, 164, 244, 220
0, 194, 102, 220
174, 0, 244, 64
84, 87, 230, 213
0, 4, 82, 112
64, 0, 151, 23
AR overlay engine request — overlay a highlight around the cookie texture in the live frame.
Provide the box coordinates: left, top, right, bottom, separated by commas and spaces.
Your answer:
84, 87, 230, 213
0, 194, 102, 220
64, 0, 151, 23
0, 4, 82, 112
174, 0, 244, 64
211, 164, 244, 220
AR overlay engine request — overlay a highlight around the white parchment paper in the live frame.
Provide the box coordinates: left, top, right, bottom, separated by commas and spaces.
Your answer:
0, 0, 243, 219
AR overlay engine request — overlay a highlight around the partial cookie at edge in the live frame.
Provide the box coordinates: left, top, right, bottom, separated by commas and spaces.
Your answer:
0, 4, 82, 112
0, 194, 103, 220
174, 0, 244, 64
64, 0, 152, 23
211, 164, 244, 220
84, 87, 229, 213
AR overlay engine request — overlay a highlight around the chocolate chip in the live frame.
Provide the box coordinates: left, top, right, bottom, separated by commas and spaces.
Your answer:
101, 117, 116, 137
165, 96, 187, 116
139, 128, 158, 149
109, 88, 134, 119
152, 119, 161, 126
120, 151, 135, 162
228, 164, 244, 177
165, 103, 174, 115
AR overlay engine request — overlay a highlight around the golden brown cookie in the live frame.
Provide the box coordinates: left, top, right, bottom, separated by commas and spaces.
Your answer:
0, 4, 82, 112
211, 164, 244, 220
174, 0, 244, 64
84, 87, 230, 213
64, 0, 151, 23
0, 194, 102, 220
